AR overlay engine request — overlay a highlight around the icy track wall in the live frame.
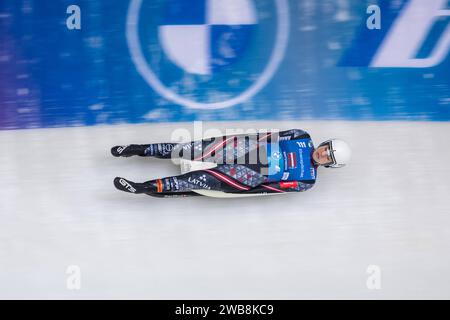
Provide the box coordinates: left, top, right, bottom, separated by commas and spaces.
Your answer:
0, 0, 449, 129
1, 0, 450, 299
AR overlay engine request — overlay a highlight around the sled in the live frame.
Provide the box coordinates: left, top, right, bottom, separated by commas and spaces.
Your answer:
179, 159, 283, 198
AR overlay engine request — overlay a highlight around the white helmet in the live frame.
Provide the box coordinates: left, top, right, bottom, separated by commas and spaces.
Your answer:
318, 139, 352, 168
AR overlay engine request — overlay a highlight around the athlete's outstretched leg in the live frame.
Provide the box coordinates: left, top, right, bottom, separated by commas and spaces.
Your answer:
111, 132, 268, 161
111, 140, 207, 159
111, 136, 233, 160
113, 166, 258, 196
113, 171, 235, 195
113, 177, 203, 197
111, 143, 177, 158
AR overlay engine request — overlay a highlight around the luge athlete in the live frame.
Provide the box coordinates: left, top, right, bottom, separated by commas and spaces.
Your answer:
111, 129, 351, 198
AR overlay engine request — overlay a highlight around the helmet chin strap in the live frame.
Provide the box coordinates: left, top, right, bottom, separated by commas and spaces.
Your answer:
322, 161, 335, 167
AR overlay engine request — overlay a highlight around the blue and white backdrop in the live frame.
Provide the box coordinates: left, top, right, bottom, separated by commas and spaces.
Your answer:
1, 0, 449, 129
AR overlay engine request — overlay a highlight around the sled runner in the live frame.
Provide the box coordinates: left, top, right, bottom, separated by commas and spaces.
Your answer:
179, 159, 284, 198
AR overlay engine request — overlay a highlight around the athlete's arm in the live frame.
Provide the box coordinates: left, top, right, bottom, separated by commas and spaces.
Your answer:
277, 129, 311, 140
241, 180, 315, 194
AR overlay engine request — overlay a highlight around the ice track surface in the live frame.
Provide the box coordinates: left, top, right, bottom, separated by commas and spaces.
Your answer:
1, 121, 450, 299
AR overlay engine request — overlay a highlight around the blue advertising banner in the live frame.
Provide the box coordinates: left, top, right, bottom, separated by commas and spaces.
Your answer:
0, 0, 449, 129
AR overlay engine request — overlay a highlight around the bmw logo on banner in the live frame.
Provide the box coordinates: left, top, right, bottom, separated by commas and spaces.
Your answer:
127, 0, 289, 109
